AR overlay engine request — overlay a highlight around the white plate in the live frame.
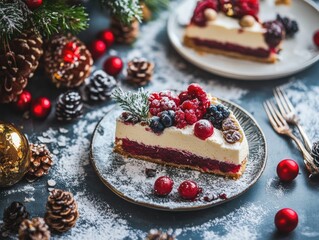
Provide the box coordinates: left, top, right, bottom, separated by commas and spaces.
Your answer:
167, 0, 319, 80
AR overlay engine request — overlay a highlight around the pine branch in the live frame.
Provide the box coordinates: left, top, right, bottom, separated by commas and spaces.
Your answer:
112, 88, 149, 121
33, 0, 89, 37
100, 0, 142, 25
142, 0, 169, 13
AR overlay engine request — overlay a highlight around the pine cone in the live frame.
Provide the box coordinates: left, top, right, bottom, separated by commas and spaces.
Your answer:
0, 29, 43, 103
311, 141, 319, 166
1, 202, 29, 235
45, 189, 79, 233
56, 90, 83, 121
146, 229, 175, 240
25, 144, 53, 182
19, 217, 50, 240
127, 58, 154, 86
110, 18, 139, 44
44, 34, 93, 88
87, 70, 117, 101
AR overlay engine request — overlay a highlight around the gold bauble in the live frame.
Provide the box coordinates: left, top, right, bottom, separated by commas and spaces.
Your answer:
0, 122, 30, 187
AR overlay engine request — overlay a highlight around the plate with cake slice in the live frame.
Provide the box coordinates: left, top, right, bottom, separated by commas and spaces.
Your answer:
90, 84, 267, 211
167, 0, 319, 80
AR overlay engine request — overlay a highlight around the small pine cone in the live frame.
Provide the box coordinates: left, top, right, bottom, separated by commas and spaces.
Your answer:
110, 18, 139, 44
45, 189, 79, 233
311, 141, 319, 166
56, 90, 83, 121
1, 202, 29, 235
0, 29, 43, 103
127, 58, 154, 86
44, 34, 93, 88
87, 70, 117, 101
19, 217, 50, 240
26, 144, 53, 182
146, 229, 175, 240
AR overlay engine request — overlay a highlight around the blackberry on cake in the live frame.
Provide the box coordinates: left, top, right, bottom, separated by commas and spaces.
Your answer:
113, 84, 249, 179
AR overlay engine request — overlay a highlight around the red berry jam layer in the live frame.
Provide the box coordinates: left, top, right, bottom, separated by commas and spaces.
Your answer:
191, 37, 272, 58
118, 138, 241, 173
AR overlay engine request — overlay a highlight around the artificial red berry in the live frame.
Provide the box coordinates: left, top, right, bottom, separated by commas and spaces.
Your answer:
275, 208, 298, 233
154, 176, 174, 196
276, 159, 299, 182
103, 56, 123, 76
191, 0, 219, 26
25, 0, 43, 10
31, 97, 51, 119
90, 40, 107, 59
15, 90, 32, 112
194, 119, 214, 140
313, 30, 319, 47
178, 180, 200, 200
99, 29, 115, 47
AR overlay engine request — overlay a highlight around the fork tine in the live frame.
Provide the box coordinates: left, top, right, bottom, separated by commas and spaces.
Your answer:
276, 87, 293, 113
266, 100, 283, 128
263, 102, 278, 129
279, 87, 295, 112
273, 88, 287, 116
269, 101, 287, 127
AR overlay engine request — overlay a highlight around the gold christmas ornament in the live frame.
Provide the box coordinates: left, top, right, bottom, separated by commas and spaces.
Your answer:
0, 122, 30, 187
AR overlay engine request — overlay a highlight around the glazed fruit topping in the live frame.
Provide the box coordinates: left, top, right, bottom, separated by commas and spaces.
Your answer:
194, 119, 214, 140
204, 104, 230, 129
178, 180, 200, 200
220, 0, 259, 19
276, 14, 299, 38
263, 20, 285, 49
191, 0, 220, 26
154, 176, 174, 196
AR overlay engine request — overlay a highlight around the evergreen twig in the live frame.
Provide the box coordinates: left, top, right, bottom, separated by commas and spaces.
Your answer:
112, 88, 149, 121
143, 0, 169, 13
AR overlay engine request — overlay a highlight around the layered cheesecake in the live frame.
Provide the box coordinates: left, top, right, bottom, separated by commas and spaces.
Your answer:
184, 0, 286, 63
113, 84, 249, 179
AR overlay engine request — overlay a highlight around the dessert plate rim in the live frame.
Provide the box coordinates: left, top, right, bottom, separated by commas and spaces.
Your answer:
90, 99, 268, 211
167, 0, 319, 80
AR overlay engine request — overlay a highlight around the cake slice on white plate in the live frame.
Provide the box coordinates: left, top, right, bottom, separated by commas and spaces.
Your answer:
113, 84, 249, 179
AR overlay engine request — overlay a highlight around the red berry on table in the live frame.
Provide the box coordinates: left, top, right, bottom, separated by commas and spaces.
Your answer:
276, 159, 299, 182
100, 29, 115, 47
154, 176, 174, 196
275, 208, 298, 233
194, 119, 214, 140
15, 91, 32, 112
31, 97, 51, 119
90, 40, 107, 59
313, 30, 319, 47
25, 0, 43, 10
178, 180, 200, 200
103, 56, 123, 76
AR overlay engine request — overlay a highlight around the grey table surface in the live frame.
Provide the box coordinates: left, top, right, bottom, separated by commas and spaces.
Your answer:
1, 1, 319, 239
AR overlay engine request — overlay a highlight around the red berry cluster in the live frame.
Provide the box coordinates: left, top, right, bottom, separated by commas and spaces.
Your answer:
62, 42, 80, 63
149, 84, 210, 129
191, 0, 219, 26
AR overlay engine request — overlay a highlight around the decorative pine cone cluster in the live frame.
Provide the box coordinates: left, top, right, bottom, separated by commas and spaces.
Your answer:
222, 117, 243, 144
44, 34, 93, 88
45, 189, 79, 233
19, 217, 50, 240
1, 202, 29, 237
311, 141, 319, 166
56, 90, 83, 121
86, 70, 117, 101
110, 18, 139, 44
0, 29, 43, 103
146, 229, 176, 240
26, 144, 53, 182
127, 58, 154, 86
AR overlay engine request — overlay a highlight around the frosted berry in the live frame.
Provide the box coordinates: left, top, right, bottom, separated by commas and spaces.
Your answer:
159, 111, 175, 127
149, 91, 178, 116
154, 176, 174, 196
204, 104, 230, 129
191, 0, 219, 26
276, 14, 299, 38
314, 30, 319, 47
181, 99, 199, 110
263, 21, 284, 48
194, 119, 214, 140
277, 159, 299, 182
159, 91, 180, 105
175, 109, 187, 129
179, 91, 191, 103
178, 180, 200, 200
185, 109, 198, 125
149, 116, 165, 133
187, 83, 205, 98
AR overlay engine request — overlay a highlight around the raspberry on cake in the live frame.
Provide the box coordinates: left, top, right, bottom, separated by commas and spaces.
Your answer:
183, 0, 294, 63
112, 84, 249, 179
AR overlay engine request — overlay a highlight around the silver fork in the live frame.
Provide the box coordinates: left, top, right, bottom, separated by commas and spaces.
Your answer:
273, 87, 312, 151
263, 100, 319, 177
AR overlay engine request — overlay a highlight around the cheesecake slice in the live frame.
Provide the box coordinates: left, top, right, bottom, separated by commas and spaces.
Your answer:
113, 84, 249, 179
184, 0, 285, 63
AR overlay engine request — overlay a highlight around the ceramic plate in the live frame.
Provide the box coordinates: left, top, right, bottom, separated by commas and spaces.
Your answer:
90, 100, 267, 211
167, 0, 319, 80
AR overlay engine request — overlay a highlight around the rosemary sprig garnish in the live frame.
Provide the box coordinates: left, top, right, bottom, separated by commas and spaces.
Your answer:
112, 88, 149, 121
